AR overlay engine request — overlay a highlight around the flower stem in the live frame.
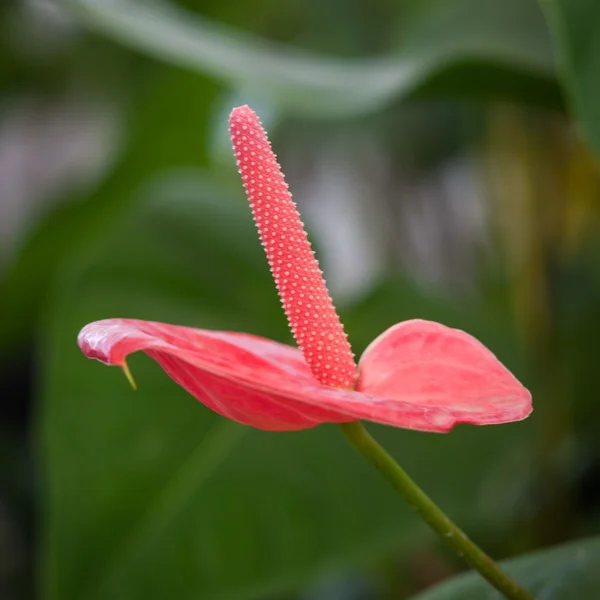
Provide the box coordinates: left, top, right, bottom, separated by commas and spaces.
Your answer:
339, 421, 533, 600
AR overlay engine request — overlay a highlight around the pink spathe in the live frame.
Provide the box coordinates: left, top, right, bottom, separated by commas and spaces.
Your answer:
77, 105, 532, 432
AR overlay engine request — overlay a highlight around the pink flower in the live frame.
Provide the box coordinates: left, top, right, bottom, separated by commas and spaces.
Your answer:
78, 106, 532, 432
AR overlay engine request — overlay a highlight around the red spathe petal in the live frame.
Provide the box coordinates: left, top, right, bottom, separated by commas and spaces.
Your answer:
78, 319, 351, 431
78, 318, 531, 432
357, 319, 533, 426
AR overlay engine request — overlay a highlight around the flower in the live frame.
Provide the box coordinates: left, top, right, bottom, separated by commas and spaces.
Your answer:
78, 105, 532, 432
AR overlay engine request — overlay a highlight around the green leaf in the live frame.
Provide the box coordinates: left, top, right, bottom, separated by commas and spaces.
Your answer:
64, 0, 558, 117
541, 0, 600, 156
41, 173, 534, 600
410, 536, 600, 599
0, 66, 220, 354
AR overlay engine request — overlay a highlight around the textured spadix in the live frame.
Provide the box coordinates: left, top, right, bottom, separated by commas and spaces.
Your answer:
230, 105, 356, 388
77, 105, 532, 432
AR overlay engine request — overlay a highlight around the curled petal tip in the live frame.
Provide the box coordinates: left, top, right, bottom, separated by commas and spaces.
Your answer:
122, 360, 137, 391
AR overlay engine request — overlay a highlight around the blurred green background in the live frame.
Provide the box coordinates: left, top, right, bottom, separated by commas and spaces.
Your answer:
2, 0, 600, 598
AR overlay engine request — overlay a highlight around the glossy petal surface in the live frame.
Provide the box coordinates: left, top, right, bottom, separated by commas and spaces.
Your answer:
357, 319, 532, 426
79, 318, 531, 432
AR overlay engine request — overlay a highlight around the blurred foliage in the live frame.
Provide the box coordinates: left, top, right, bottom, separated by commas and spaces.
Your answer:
0, 67, 221, 353
64, 0, 560, 116
543, 0, 600, 155
0, 0, 600, 599
411, 536, 600, 599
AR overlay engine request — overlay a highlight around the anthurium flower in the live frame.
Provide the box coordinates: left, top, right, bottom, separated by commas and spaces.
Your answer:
78, 105, 532, 433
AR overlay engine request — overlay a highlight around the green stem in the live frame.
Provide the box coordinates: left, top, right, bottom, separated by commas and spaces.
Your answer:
339, 421, 533, 600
